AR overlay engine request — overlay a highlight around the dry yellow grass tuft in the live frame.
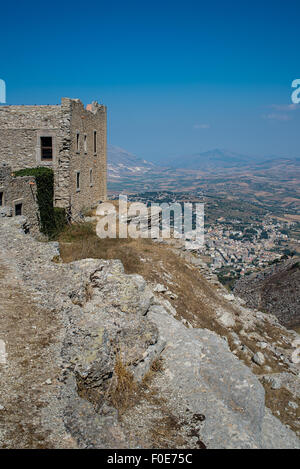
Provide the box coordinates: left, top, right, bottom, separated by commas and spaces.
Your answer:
150, 356, 164, 373
107, 354, 138, 415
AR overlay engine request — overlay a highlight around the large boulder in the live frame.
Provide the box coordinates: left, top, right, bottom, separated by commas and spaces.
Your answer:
63, 259, 165, 410
148, 305, 300, 449
69, 259, 154, 315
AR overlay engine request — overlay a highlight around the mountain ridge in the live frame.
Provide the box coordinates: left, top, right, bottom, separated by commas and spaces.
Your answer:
108, 144, 299, 173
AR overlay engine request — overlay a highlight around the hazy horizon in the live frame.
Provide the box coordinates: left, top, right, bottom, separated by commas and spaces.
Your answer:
107, 143, 300, 166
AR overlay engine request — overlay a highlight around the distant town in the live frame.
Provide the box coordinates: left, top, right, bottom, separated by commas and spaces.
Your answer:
111, 190, 300, 288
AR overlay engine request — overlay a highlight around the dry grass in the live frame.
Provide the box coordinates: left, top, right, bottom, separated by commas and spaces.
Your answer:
51, 255, 61, 264
141, 357, 165, 387
150, 356, 164, 373
263, 382, 300, 435
104, 354, 192, 447
107, 355, 164, 416
149, 414, 187, 448
84, 282, 94, 302
82, 207, 97, 217
77, 354, 139, 415
107, 354, 138, 415
58, 223, 145, 274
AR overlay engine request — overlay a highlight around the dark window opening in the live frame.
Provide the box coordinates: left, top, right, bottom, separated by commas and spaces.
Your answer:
94, 131, 97, 153
41, 136, 53, 160
0, 192, 3, 206
76, 172, 80, 190
90, 169, 93, 184
15, 203, 22, 216
76, 133, 80, 152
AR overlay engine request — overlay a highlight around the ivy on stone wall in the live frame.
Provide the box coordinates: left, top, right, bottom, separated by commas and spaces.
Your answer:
14, 167, 66, 238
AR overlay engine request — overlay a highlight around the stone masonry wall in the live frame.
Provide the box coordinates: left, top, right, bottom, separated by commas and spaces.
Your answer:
0, 98, 107, 213
0, 105, 61, 171
53, 98, 72, 209
67, 99, 107, 213
0, 164, 39, 234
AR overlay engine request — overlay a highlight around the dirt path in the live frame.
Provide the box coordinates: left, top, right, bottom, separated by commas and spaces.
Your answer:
0, 256, 61, 448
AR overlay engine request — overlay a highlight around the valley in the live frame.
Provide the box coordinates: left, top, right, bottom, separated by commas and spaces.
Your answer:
107, 146, 300, 292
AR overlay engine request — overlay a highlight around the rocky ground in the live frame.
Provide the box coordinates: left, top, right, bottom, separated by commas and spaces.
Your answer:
0, 216, 299, 449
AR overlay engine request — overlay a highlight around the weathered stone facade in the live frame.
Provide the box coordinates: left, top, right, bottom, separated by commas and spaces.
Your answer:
0, 163, 39, 234
0, 98, 107, 214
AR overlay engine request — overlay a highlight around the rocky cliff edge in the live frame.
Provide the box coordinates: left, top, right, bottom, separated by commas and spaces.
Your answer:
0, 216, 299, 449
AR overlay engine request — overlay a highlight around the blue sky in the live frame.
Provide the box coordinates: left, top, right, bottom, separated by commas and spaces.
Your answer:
1, 0, 300, 162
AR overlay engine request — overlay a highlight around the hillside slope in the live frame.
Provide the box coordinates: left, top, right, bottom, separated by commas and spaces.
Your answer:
234, 258, 300, 328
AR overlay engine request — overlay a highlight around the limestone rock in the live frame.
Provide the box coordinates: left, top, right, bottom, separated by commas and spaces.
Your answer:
218, 311, 235, 328
223, 293, 235, 302
153, 283, 167, 293
288, 401, 298, 410
74, 328, 115, 391
252, 352, 265, 366
0, 206, 12, 217
148, 306, 266, 448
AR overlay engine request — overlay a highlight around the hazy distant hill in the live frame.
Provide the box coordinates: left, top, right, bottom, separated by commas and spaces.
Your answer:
107, 144, 159, 179
251, 157, 300, 170
166, 148, 261, 169
108, 145, 300, 177
107, 145, 300, 204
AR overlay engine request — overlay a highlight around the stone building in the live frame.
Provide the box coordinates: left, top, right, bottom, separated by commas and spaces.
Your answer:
0, 98, 107, 215
0, 162, 40, 233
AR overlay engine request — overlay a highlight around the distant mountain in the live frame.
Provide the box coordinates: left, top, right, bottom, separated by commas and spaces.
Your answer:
107, 145, 159, 179
107, 145, 300, 195
251, 157, 300, 170
166, 149, 261, 170
108, 146, 299, 175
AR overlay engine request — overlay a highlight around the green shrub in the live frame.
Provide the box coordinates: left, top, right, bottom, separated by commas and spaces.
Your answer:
53, 207, 67, 236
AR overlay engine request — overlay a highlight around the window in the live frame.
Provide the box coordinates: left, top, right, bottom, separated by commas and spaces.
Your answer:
93, 131, 97, 153
0, 192, 3, 206
15, 203, 22, 216
90, 168, 93, 185
40, 137, 53, 160
76, 172, 80, 191
84, 134, 87, 153
76, 133, 80, 153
